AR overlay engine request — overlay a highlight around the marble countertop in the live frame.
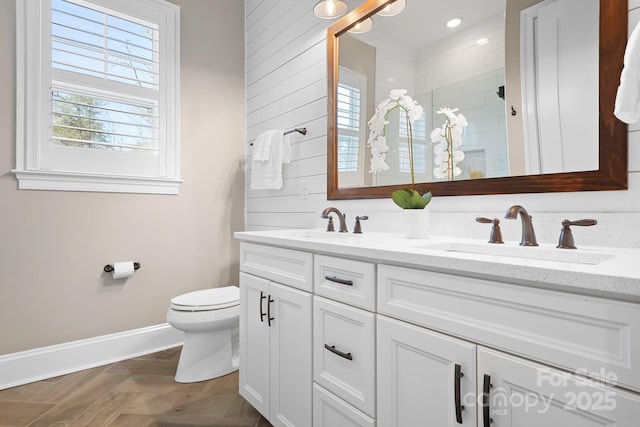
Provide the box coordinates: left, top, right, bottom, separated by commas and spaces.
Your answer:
234, 229, 640, 303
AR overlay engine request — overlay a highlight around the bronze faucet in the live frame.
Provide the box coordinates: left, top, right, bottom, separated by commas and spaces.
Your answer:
504, 205, 538, 246
321, 207, 348, 232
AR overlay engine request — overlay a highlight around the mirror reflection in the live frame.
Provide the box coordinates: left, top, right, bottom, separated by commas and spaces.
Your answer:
336, 0, 599, 189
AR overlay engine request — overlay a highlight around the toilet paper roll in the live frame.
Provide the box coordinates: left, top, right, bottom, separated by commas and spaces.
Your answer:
112, 261, 135, 279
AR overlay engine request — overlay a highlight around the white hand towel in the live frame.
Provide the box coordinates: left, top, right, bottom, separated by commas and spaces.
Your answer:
251, 130, 291, 190
615, 20, 640, 124
252, 129, 278, 162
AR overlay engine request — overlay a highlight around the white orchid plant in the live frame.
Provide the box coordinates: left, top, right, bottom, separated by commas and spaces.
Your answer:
431, 107, 468, 181
367, 89, 432, 209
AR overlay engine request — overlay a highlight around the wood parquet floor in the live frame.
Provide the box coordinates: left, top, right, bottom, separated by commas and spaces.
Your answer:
0, 347, 272, 427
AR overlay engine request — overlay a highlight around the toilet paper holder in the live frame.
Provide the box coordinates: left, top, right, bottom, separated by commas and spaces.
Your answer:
103, 262, 141, 273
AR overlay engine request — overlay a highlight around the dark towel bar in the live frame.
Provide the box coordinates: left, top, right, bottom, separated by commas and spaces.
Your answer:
249, 127, 307, 146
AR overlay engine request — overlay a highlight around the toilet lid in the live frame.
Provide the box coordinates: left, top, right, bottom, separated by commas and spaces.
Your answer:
170, 286, 239, 311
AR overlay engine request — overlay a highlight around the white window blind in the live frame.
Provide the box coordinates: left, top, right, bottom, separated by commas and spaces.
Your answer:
399, 144, 427, 174
15, 0, 180, 194
51, 91, 158, 153
398, 112, 427, 174
399, 113, 427, 141
337, 82, 361, 172
51, 0, 158, 89
51, 0, 160, 154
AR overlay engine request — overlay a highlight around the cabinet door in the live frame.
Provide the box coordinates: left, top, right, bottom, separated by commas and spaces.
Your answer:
478, 347, 640, 427
239, 272, 271, 419
269, 282, 312, 427
377, 315, 477, 427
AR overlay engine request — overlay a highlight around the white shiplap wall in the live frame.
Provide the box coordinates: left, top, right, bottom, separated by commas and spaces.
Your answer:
245, 0, 640, 249
245, 0, 338, 230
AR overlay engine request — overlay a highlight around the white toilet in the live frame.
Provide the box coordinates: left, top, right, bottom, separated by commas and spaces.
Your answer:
166, 286, 240, 383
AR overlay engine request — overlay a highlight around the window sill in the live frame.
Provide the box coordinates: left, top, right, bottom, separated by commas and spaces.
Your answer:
12, 169, 182, 195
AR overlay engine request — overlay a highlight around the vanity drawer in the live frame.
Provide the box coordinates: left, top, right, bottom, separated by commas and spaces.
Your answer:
378, 264, 640, 393
314, 296, 376, 417
314, 255, 375, 311
239, 242, 313, 292
313, 383, 376, 427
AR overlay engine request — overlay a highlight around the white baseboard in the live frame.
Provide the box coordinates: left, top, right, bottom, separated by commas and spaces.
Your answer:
0, 323, 184, 390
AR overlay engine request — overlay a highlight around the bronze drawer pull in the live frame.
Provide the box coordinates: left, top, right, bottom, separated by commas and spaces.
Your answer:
483, 374, 493, 426
267, 295, 274, 327
325, 276, 353, 286
259, 291, 266, 322
454, 364, 465, 423
324, 344, 353, 361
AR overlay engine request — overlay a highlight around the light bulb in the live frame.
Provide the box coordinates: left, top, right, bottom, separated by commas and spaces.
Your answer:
327, 0, 335, 15
313, 0, 348, 19
348, 17, 373, 34
376, 0, 406, 17
446, 18, 462, 28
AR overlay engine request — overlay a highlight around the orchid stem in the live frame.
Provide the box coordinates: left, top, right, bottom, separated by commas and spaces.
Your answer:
383, 105, 415, 191
406, 112, 415, 190
446, 123, 453, 181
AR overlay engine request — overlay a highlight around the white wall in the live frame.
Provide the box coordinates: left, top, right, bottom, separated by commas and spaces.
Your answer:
245, 0, 640, 250
0, 0, 246, 354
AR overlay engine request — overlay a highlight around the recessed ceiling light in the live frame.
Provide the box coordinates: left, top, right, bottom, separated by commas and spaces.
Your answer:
313, 0, 348, 19
377, 0, 406, 17
446, 18, 462, 28
476, 38, 489, 45
348, 17, 373, 34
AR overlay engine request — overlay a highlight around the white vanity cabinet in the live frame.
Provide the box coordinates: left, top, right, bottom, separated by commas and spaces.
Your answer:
239, 243, 313, 427
235, 233, 640, 426
378, 314, 640, 427
377, 264, 640, 426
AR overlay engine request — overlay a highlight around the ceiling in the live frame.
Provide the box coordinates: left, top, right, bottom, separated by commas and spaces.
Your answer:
353, 0, 506, 56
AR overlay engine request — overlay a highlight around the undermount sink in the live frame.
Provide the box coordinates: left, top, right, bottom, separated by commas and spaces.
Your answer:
290, 229, 395, 242
299, 230, 358, 239
414, 241, 614, 265
282, 229, 364, 241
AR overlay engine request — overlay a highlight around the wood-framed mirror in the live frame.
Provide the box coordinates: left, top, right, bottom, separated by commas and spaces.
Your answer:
327, 0, 627, 200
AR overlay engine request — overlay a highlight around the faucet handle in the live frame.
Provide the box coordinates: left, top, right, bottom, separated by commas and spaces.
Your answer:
476, 217, 492, 224
353, 216, 369, 234
557, 219, 597, 249
476, 217, 504, 244
326, 216, 335, 232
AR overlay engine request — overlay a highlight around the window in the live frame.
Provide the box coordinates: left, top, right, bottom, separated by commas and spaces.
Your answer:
398, 112, 427, 174
336, 82, 361, 172
15, 0, 180, 194
337, 67, 367, 187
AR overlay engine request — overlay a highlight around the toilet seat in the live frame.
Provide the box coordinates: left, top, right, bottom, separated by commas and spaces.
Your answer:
170, 286, 239, 312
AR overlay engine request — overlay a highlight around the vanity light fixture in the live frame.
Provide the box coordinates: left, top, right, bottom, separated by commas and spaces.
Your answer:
348, 17, 373, 34
376, 0, 406, 17
446, 17, 462, 28
313, 0, 348, 19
